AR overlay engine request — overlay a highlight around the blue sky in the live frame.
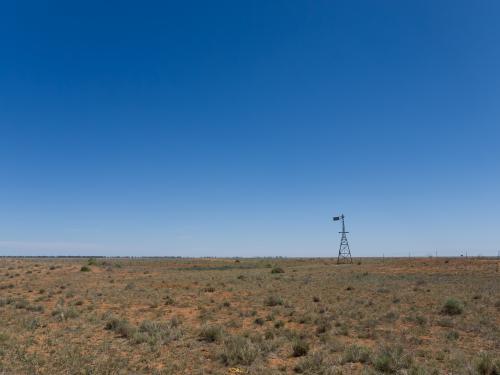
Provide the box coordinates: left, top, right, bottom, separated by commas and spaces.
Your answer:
1, 1, 499, 257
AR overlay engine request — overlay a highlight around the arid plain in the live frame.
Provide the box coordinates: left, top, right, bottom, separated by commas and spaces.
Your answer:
0, 257, 498, 374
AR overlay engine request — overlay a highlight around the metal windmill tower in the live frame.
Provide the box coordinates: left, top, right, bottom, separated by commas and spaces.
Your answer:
333, 214, 352, 264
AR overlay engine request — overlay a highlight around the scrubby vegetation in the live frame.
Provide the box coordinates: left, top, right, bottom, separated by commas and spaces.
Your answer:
199, 324, 225, 342
0, 257, 498, 374
219, 335, 260, 365
441, 298, 464, 315
292, 339, 310, 357
271, 266, 285, 274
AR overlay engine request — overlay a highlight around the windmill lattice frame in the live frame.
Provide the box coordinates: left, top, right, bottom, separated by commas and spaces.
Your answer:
333, 214, 352, 264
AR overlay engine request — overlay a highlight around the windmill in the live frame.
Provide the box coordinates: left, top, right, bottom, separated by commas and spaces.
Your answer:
333, 214, 352, 264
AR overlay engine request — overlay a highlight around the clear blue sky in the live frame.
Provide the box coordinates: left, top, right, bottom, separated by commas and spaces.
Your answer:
1, 1, 499, 257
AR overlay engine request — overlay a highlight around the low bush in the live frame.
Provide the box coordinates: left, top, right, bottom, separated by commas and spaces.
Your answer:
26, 304, 44, 313
164, 295, 175, 305
315, 318, 331, 335
105, 317, 136, 339
292, 339, 310, 357
264, 295, 284, 307
254, 317, 265, 325
445, 330, 459, 340
475, 352, 500, 375
133, 319, 182, 345
274, 320, 285, 329
271, 266, 285, 274
52, 306, 79, 321
106, 316, 181, 346
342, 344, 371, 364
294, 352, 331, 374
23, 317, 42, 331
373, 346, 413, 373
219, 335, 259, 366
199, 325, 225, 343
87, 258, 97, 266
14, 299, 29, 309
441, 298, 463, 315
415, 315, 427, 326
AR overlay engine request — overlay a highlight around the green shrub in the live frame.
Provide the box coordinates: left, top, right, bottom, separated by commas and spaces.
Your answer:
298, 314, 313, 324
51, 306, 79, 321
315, 319, 331, 335
105, 317, 136, 338
292, 339, 310, 357
23, 317, 42, 330
87, 258, 97, 266
382, 311, 399, 322
445, 330, 459, 341
475, 352, 500, 375
415, 315, 427, 326
294, 352, 329, 374
375, 354, 392, 372
271, 266, 285, 274
437, 317, 454, 327
264, 295, 284, 307
264, 330, 274, 340
373, 346, 413, 373
199, 325, 225, 343
342, 344, 371, 364
164, 295, 175, 305
67, 307, 79, 318
0, 333, 9, 344
336, 324, 349, 336
80, 266, 91, 272
26, 304, 44, 313
254, 317, 265, 325
14, 299, 29, 309
219, 335, 259, 366
441, 298, 463, 315
133, 319, 182, 345
274, 320, 285, 329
